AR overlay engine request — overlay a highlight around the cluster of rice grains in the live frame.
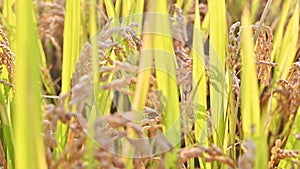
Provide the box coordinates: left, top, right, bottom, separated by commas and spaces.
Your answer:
178, 144, 235, 168
36, 0, 65, 82
227, 22, 277, 92
268, 139, 299, 169
44, 18, 143, 168
227, 21, 300, 169
275, 60, 300, 125
0, 26, 15, 84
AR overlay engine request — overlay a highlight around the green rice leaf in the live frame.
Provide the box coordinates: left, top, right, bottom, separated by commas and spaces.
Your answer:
57, 0, 81, 154
208, 0, 228, 151
104, 0, 118, 19
271, 0, 291, 62
192, 0, 207, 146
191, 1, 210, 168
14, 0, 47, 168
61, 0, 81, 95
273, 3, 299, 82
241, 5, 260, 141
240, 6, 268, 169
250, 0, 260, 22
146, 0, 181, 167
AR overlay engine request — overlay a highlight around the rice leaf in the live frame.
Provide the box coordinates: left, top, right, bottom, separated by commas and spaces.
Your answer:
208, 0, 228, 151
191, 1, 210, 168
115, 0, 122, 17
241, 4, 260, 145
273, 3, 299, 82
122, 0, 133, 18
61, 0, 81, 95
271, 0, 291, 62
146, 0, 181, 167
57, 0, 81, 154
87, 0, 98, 167
240, 6, 268, 168
192, 0, 207, 147
104, 0, 118, 19
14, 0, 47, 168
250, 0, 260, 22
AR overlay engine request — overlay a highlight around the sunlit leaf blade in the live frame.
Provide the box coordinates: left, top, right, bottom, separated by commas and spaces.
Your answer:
61, 0, 81, 95
208, 0, 228, 151
250, 0, 260, 22
58, 0, 81, 154
132, 37, 152, 112
241, 6, 260, 142
146, 0, 181, 167
270, 0, 291, 62
273, 3, 299, 82
191, 1, 210, 168
151, 2, 180, 144
104, 0, 118, 19
87, 0, 98, 168
115, 0, 121, 17
192, 0, 207, 146
240, 7, 268, 169
121, 0, 132, 17
14, 0, 47, 168
126, 18, 153, 169
209, 0, 227, 68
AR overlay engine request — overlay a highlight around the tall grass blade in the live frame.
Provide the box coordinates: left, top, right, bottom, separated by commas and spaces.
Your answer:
250, 0, 260, 22
192, 0, 207, 149
104, 0, 118, 19
121, 0, 133, 18
208, 0, 228, 152
191, 1, 209, 168
240, 6, 268, 169
273, 3, 299, 82
115, 0, 122, 17
87, 0, 98, 168
58, 0, 81, 153
132, 30, 152, 112
147, 0, 181, 167
271, 0, 291, 62
14, 0, 47, 168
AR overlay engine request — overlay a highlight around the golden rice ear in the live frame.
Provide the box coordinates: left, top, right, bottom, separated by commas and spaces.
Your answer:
0, 26, 15, 83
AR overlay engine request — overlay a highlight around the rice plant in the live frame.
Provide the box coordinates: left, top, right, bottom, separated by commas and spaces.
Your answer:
0, 0, 299, 168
